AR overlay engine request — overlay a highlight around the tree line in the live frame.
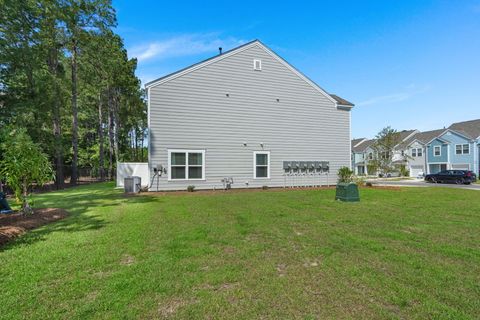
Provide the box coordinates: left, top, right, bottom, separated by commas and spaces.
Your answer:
0, 0, 147, 189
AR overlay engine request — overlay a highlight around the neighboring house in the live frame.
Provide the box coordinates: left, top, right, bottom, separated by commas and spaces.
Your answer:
352, 119, 480, 177
403, 129, 445, 177
351, 138, 366, 172
351, 139, 374, 175
425, 129, 478, 174
351, 129, 417, 176
391, 130, 419, 164
449, 119, 480, 175
145, 40, 354, 191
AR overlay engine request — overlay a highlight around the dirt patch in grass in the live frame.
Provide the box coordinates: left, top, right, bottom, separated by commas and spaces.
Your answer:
0, 208, 68, 246
158, 297, 197, 318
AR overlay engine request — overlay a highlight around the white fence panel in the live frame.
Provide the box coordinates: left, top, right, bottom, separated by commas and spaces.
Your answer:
116, 162, 149, 188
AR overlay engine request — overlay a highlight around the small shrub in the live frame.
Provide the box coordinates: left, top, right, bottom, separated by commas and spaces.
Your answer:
353, 176, 366, 186
262, 185, 269, 190
337, 167, 354, 184
187, 185, 195, 192
399, 165, 410, 177
365, 182, 373, 187
0, 128, 53, 214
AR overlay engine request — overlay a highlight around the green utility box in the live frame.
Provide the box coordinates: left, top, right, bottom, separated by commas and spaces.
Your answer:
335, 183, 360, 202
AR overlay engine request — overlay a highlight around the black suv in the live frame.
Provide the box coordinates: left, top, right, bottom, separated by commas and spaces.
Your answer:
425, 170, 477, 184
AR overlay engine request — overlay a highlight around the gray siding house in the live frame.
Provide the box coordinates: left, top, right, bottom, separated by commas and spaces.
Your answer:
146, 40, 354, 191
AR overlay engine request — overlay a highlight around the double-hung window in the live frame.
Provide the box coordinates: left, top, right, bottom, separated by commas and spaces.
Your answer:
412, 148, 422, 157
254, 151, 270, 179
455, 144, 470, 155
433, 146, 441, 157
168, 150, 205, 180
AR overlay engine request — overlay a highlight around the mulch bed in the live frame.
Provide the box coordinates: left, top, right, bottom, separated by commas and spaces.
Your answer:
0, 208, 68, 246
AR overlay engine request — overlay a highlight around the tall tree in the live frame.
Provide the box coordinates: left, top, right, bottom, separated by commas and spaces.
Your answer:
39, 0, 67, 188
370, 127, 402, 175
1, 0, 146, 188
61, 0, 115, 185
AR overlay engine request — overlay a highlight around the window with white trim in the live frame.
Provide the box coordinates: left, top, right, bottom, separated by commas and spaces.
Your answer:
253, 59, 262, 71
168, 150, 205, 180
433, 146, 441, 157
411, 148, 422, 157
455, 144, 470, 155
254, 151, 270, 179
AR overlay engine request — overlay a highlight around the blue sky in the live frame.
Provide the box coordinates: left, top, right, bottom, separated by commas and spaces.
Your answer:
114, 0, 480, 138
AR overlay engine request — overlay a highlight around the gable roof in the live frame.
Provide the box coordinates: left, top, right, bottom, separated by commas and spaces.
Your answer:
352, 139, 375, 153
145, 40, 353, 108
449, 119, 480, 140
330, 94, 354, 107
438, 128, 474, 141
393, 130, 418, 149
351, 138, 367, 148
398, 130, 418, 141
404, 129, 446, 147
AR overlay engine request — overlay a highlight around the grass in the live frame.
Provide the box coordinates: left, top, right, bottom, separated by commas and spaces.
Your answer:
1, 183, 480, 319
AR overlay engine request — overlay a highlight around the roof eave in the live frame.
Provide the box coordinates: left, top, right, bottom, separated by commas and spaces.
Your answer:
337, 104, 354, 110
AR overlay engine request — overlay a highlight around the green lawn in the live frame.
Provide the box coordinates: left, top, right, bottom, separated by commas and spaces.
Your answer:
1, 183, 480, 319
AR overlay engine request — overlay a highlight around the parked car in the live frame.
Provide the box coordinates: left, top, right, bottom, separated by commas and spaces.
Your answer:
425, 170, 476, 184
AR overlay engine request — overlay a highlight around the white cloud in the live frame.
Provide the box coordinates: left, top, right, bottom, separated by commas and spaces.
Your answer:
129, 34, 247, 63
357, 84, 431, 107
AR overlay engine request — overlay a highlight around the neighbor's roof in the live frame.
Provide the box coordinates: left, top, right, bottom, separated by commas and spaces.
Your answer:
392, 130, 417, 149
406, 129, 446, 146
145, 39, 354, 108
352, 139, 375, 153
330, 94, 355, 106
351, 138, 367, 148
449, 119, 480, 140
397, 129, 417, 141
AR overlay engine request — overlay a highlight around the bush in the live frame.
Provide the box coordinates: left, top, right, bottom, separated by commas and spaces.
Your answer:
0, 128, 53, 214
262, 185, 269, 190
366, 182, 373, 187
187, 185, 195, 192
353, 176, 366, 186
337, 167, 354, 184
399, 165, 410, 177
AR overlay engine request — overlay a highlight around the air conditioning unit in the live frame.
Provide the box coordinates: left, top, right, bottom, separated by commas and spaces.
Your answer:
124, 176, 141, 193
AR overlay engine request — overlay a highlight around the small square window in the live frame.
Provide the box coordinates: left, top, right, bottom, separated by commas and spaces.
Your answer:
253, 59, 262, 71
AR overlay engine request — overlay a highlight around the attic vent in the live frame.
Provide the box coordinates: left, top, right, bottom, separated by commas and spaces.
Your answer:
253, 59, 262, 71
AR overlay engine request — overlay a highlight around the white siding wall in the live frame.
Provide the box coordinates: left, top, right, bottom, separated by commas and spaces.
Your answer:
116, 162, 149, 187
408, 141, 426, 176
148, 44, 351, 191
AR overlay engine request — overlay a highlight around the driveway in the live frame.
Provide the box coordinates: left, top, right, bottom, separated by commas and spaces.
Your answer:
368, 179, 480, 191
